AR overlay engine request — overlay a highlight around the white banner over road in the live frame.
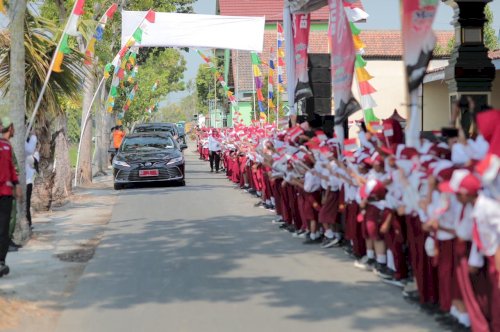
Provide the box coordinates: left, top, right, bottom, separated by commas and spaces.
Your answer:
121, 11, 265, 52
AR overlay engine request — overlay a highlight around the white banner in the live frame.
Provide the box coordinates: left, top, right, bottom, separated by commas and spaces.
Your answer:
122, 11, 265, 52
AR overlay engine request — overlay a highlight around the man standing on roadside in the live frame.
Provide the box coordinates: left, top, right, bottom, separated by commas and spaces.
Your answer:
0, 117, 22, 277
208, 129, 221, 173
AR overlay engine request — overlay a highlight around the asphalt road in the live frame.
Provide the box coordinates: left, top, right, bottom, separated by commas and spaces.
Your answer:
54, 147, 442, 332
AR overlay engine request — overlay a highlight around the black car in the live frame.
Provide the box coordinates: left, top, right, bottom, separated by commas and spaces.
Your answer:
132, 123, 187, 149
112, 132, 186, 190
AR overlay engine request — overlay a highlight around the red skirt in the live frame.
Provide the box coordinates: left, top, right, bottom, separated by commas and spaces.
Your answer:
318, 190, 340, 224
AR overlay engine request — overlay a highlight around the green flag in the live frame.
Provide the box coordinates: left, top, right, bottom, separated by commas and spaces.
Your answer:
60, 33, 72, 54
355, 54, 367, 68
110, 86, 118, 97
133, 28, 143, 43
350, 22, 361, 36
363, 108, 379, 123
250, 52, 261, 65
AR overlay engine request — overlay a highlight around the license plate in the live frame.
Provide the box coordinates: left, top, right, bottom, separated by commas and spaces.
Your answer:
139, 169, 159, 177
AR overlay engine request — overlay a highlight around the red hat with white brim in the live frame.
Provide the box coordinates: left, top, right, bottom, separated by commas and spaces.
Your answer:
439, 169, 482, 195
360, 179, 387, 200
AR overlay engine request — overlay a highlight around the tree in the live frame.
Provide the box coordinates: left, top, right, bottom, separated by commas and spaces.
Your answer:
485, 4, 499, 51
195, 58, 225, 115
9, 0, 29, 240
0, 10, 86, 211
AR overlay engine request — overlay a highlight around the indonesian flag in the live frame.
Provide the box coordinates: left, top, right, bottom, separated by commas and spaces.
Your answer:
66, 0, 86, 36
344, 138, 358, 151
288, 126, 304, 142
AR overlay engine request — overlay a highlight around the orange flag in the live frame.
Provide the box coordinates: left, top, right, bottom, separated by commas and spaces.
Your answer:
53, 52, 64, 73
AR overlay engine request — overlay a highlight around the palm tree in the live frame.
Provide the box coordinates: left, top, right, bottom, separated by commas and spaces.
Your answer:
8, 0, 28, 240
0, 9, 87, 211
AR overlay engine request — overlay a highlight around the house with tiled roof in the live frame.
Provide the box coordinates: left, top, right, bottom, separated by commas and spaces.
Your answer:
215, 1, 457, 130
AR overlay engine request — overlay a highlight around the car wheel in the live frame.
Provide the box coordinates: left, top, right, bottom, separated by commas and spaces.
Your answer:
114, 183, 123, 190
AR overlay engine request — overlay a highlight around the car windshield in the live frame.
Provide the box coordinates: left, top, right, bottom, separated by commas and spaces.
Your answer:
134, 126, 174, 134
121, 136, 175, 152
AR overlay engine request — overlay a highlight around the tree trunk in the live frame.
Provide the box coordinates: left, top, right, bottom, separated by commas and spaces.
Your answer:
95, 84, 110, 175
76, 70, 96, 184
52, 115, 72, 206
32, 117, 55, 212
9, 0, 29, 241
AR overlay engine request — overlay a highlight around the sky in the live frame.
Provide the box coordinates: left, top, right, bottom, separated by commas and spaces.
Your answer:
167, 0, 500, 103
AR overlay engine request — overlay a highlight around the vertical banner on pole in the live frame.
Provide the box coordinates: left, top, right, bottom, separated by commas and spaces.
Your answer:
292, 13, 312, 103
328, 0, 361, 143
401, 0, 439, 147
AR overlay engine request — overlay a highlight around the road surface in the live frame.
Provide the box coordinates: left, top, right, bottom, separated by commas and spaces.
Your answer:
54, 146, 442, 332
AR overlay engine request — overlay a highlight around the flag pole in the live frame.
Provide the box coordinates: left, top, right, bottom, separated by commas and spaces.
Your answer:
73, 76, 105, 186
26, 0, 80, 140
276, 23, 280, 128
252, 54, 257, 122
74, 9, 152, 186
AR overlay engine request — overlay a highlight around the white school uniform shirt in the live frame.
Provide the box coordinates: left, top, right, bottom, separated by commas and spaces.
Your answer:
465, 135, 489, 161
304, 169, 321, 193
430, 192, 459, 241
328, 160, 342, 192
208, 136, 221, 152
25, 134, 38, 185
472, 194, 500, 257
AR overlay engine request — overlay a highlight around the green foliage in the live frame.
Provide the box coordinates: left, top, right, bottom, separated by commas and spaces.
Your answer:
158, 83, 198, 123
485, 4, 499, 51
120, 48, 187, 126
195, 56, 225, 115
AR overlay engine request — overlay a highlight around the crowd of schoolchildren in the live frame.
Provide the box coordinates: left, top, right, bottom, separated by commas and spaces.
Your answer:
195, 103, 500, 332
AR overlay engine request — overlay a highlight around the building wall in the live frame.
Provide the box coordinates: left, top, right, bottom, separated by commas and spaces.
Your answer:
230, 102, 253, 127
422, 80, 450, 130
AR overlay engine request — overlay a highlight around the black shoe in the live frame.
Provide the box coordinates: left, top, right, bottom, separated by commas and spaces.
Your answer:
0, 264, 10, 277
279, 223, 289, 230
210, 169, 214, 173
303, 236, 322, 245
216, 170, 220, 173
286, 224, 297, 233
321, 237, 341, 249
374, 263, 394, 280
8, 245, 18, 252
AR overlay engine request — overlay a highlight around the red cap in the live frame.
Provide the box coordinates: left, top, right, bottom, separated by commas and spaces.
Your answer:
438, 169, 482, 195
475, 153, 500, 184
396, 146, 419, 160
360, 179, 387, 200
476, 109, 500, 156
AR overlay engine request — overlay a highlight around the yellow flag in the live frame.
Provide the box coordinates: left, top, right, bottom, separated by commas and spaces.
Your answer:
253, 65, 261, 77
126, 38, 135, 48
278, 49, 285, 58
356, 67, 373, 82
107, 106, 113, 113
53, 52, 64, 73
0, 0, 6, 14
353, 35, 365, 51
268, 99, 275, 108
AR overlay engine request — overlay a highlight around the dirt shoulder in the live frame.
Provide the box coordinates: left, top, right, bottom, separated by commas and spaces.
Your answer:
0, 175, 116, 332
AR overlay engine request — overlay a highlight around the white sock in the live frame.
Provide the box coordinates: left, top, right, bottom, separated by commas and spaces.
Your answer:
367, 250, 375, 259
333, 232, 342, 239
310, 233, 317, 240
458, 313, 471, 327
377, 254, 387, 265
266, 199, 271, 205
450, 305, 458, 318
387, 249, 396, 271
257, 191, 262, 197
324, 229, 334, 239
271, 197, 275, 206
350, 240, 354, 246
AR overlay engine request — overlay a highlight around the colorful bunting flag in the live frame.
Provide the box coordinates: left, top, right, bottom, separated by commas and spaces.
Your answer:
66, 0, 86, 36
84, 3, 118, 65
0, 0, 6, 14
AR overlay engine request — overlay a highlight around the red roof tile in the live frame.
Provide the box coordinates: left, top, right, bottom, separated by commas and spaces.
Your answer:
217, 0, 364, 22
230, 29, 455, 92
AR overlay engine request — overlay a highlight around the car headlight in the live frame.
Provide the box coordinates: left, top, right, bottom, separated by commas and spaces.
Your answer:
113, 160, 130, 167
167, 156, 184, 165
